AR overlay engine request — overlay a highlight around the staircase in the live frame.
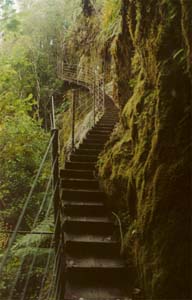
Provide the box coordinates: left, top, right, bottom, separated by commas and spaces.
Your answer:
60, 99, 131, 299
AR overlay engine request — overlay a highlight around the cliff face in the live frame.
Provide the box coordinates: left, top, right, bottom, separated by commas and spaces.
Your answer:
98, 0, 191, 298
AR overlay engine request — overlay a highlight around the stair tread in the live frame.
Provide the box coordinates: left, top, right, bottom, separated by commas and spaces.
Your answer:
65, 216, 112, 223
60, 169, 94, 179
70, 154, 98, 162
62, 188, 102, 193
67, 161, 95, 164
65, 282, 130, 299
65, 161, 96, 170
62, 178, 98, 183
66, 257, 126, 268
64, 201, 104, 207
75, 148, 101, 153
71, 154, 98, 157
61, 169, 94, 174
65, 234, 118, 243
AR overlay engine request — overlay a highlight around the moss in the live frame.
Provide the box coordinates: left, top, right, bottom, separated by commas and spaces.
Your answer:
98, 0, 191, 298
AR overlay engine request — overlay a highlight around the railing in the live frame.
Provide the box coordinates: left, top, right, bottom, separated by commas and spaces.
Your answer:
0, 63, 106, 300
0, 99, 61, 300
59, 63, 105, 161
61, 63, 105, 119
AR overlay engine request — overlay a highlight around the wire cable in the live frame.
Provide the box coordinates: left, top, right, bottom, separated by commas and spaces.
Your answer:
0, 133, 55, 274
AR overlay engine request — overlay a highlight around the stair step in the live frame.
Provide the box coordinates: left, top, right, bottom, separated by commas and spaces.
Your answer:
79, 142, 104, 150
100, 118, 118, 122
65, 282, 130, 300
66, 264, 128, 284
60, 169, 94, 179
90, 129, 112, 135
63, 217, 114, 235
65, 235, 120, 257
84, 139, 107, 145
81, 139, 105, 150
65, 161, 95, 170
61, 178, 99, 190
75, 148, 101, 156
66, 257, 125, 269
63, 201, 106, 217
99, 115, 117, 119
70, 154, 98, 162
95, 125, 115, 130
83, 139, 106, 146
97, 122, 116, 127
94, 125, 115, 130
86, 134, 109, 141
61, 188, 105, 202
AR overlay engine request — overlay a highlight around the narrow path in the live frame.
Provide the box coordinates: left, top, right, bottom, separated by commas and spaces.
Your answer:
60, 99, 131, 299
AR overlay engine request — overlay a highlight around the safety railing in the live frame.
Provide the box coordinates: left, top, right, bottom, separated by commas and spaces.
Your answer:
59, 63, 105, 160
61, 63, 105, 115
61, 63, 94, 88
0, 63, 106, 300
0, 99, 61, 300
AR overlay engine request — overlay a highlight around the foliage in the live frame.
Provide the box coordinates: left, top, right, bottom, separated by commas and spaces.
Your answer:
98, 0, 121, 42
97, 0, 191, 298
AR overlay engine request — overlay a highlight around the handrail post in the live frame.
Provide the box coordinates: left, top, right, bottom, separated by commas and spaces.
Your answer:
93, 80, 96, 125
72, 90, 76, 151
103, 73, 105, 114
52, 96, 56, 129
52, 128, 60, 251
52, 128, 62, 300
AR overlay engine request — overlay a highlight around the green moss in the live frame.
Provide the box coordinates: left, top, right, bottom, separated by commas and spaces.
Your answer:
97, 0, 191, 298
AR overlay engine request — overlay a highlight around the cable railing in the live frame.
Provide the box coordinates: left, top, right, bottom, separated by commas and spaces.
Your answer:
59, 89, 94, 162
0, 98, 61, 300
0, 63, 107, 300
59, 63, 105, 161
61, 63, 105, 117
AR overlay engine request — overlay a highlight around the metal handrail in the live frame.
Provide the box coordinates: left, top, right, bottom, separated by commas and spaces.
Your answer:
60, 64, 105, 149
0, 97, 60, 300
0, 64, 106, 300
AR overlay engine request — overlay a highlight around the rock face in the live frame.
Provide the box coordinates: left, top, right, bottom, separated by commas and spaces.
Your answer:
98, 0, 191, 298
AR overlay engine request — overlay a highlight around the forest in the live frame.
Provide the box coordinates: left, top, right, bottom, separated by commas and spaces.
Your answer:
0, 0, 191, 299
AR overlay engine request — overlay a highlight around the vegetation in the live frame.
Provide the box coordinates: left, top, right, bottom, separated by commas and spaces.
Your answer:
0, 0, 82, 299
97, 0, 191, 298
0, 0, 191, 299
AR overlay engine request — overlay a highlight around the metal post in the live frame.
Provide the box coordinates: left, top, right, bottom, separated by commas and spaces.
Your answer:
72, 90, 76, 151
52, 128, 60, 250
93, 80, 96, 125
52, 128, 61, 300
103, 76, 105, 114
97, 72, 100, 116
103, 59, 106, 114
52, 96, 56, 129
